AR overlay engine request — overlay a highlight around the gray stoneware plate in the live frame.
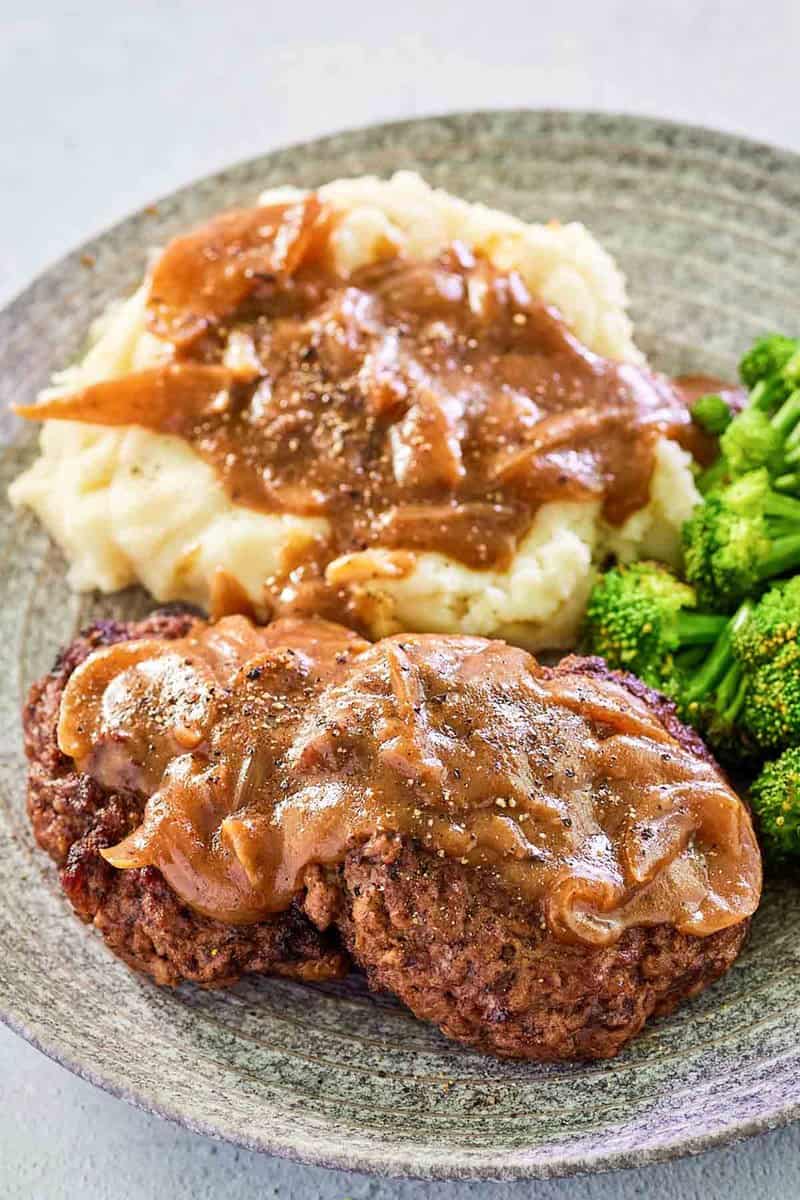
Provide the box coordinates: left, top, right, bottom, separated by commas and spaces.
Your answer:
1, 111, 799, 1181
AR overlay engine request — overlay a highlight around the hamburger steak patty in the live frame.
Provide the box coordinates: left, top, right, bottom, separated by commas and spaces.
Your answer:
23, 612, 758, 1059
23, 610, 349, 988
330, 658, 750, 1060
336, 835, 747, 1061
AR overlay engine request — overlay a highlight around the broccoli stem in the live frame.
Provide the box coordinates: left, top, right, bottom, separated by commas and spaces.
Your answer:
715, 661, 748, 725
761, 491, 800, 522
675, 645, 707, 671
780, 441, 800, 467
683, 602, 753, 704
771, 391, 800, 438
674, 612, 729, 645
715, 660, 741, 710
725, 671, 750, 725
759, 533, 800, 580
698, 457, 728, 494
683, 626, 734, 704
773, 471, 800, 493
752, 377, 787, 413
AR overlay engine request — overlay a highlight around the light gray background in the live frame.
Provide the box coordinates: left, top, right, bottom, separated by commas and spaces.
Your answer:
2, 2, 799, 1196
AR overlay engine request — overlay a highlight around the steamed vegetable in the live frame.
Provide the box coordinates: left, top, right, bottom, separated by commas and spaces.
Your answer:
690, 392, 732, 437
741, 643, 800, 753
682, 470, 800, 611
739, 334, 800, 400
679, 579, 800, 762
696, 336, 800, 493
583, 570, 800, 775
582, 333, 800, 865
680, 602, 756, 768
581, 562, 725, 698
731, 575, 800, 667
718, 395, 800, 481
749, 747, 800, 861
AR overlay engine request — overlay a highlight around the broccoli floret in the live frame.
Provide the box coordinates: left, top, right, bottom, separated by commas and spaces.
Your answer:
683, 470, 800, 611
583, 561, 800, 770
581, 562, 726, 695
584, 555, 800, 774
719, 406, 784, 478
731, 575, 800, 667
699, 390, 800, 492
691, 392, 733, 436
696, 337, 800, 493
741, 641, 800, 752
739, 335, 800, 391
750, 347, 800, 415
749, 747, 800, 862
680, 579, 800, 762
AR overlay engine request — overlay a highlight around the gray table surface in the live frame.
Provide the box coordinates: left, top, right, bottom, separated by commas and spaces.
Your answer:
2, 2, 799, 1196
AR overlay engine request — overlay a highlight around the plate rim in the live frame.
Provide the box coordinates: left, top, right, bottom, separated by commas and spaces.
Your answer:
1, 999, 798, 1182
4, 104, 800, 321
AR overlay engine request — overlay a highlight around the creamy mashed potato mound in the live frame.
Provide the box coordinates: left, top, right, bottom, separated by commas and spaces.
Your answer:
10, 171, 700, 649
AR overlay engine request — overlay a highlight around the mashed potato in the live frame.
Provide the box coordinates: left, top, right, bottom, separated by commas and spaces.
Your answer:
10, 172, 700, 649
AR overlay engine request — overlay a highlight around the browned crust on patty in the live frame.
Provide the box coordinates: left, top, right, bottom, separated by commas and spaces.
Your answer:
22, 613, 752, 1058
23, 609, 348, 988
336, 834, 748, 1060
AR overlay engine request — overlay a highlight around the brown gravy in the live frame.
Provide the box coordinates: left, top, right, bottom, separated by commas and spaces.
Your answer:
57, 615, 761, 945
21, 197, 717, 599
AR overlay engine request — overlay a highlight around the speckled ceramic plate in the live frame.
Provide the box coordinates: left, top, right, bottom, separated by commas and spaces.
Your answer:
1, 112, 799, 1181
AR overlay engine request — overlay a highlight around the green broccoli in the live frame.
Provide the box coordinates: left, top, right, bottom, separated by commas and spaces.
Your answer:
691, 392, 733, 436
696, 336, 800, 494
683, 469, 800, 611
584, 562, 800, 773
680, 602, 756, 766
734, 580, 800, 754
722, 396, 800, 476
775, 411, 800, 480
581, 562, 727, 696
731, 575, 800, 667
748, 351, 800, 417
749, 746, 800, 862
696, 388, 800, 494
741, 641, 800, 752
685, 579, 800, 760
739, 334, 800, 392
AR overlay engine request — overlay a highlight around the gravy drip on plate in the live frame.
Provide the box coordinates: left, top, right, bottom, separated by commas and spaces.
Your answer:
57, 615, 761, 945
23, 197, 717, 616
